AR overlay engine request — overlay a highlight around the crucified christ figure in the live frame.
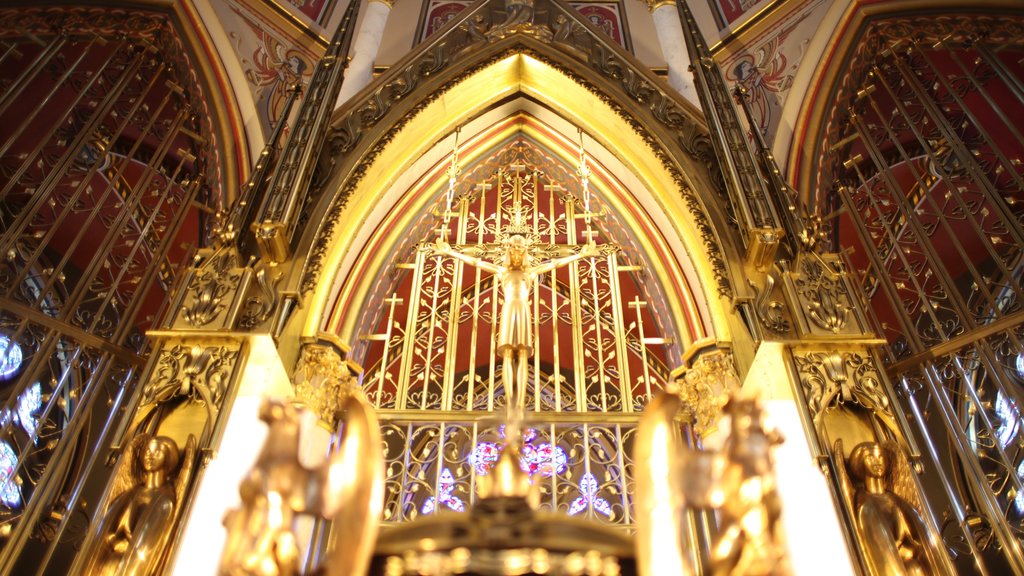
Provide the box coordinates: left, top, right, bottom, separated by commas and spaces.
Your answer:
434, 235, 599, 419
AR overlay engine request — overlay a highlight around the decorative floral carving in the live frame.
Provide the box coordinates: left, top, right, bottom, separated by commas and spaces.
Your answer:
237, 266, 282, 330
792, 351, 889, 423
293, 343, 359, 429
144, 344, 241, 421
675, 349, 740, 437
181, 248, 242, 328
749, 272, 790, 334
793, 258, 851, 334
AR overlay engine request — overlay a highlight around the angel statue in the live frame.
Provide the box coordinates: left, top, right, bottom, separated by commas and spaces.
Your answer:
433, 235, 599, 419
219, 396, 383, 576
836, 440, 945, 576
634, 392, 789, 576
80, 433, 197, 575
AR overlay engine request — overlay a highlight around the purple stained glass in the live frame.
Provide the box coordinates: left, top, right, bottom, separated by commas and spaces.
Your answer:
421, 467, 464, 514
520, 443, 567, 478
0, 442, 20, 508
469, 441, 500, 475
567, 472, 611, 517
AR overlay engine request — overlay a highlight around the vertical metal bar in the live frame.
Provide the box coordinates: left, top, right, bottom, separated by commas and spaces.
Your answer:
0, 33, 67, 118
465, 186, 486, 411
565, 196, 585, 411
835, 181, 925, 348
861, 87, 1022, 305
547, 185, 563, 412
588, 253, 608, 412
396, 250, 427, 410
912, 41, 1024, 198
607, 253, 633, 412
441, 197, 469, 410
920, 364, 1024, 571
974, 43, 1024, 108
615, 424, 630, 523
899, 375, 991, 576
5, 71, 174, 297
888, 48, 1024, 245
846, 121, 956, 340
0, 39, 144, 208
0, 36, 110, 166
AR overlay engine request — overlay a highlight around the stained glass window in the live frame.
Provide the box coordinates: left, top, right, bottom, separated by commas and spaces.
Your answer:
468, 428, 567, 479
0, 442, 20, 508
0, 337, 22, 381
421, 468, 464, 514
16, 382, 42, 439
568, 472, 612, 517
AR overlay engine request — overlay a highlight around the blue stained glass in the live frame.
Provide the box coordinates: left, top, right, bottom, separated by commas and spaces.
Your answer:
0, 337, 22, 380
996, 392, 1019, 448
0, 442, 20, 508
17, 382, 41, 439
1017, 460, 1024, 513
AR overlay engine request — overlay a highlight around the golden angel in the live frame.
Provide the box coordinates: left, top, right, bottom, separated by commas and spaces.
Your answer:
219, 397, 383, 576
80, 433, 197, 575
835, 439, 945, 576
634, 393, 789, 576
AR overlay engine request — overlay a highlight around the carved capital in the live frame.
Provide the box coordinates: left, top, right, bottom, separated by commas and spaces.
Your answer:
639, 0, 675, 11
293, 339, 360, 429
369, 0, 395, 7
673, 348, 740, 437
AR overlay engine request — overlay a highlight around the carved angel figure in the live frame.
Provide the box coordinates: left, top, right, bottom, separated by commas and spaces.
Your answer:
705, 397, 788, 576
219, 396, 383, 576
634, 393, 789, 576
80, 433, 197, 575
219, 400, 312, 576
837, 440, 943, 576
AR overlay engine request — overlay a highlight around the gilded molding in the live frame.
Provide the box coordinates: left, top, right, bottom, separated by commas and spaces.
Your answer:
301, 22, 733, 296
640, 0, 675, 11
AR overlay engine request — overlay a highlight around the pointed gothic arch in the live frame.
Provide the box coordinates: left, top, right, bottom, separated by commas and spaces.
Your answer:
292, 31, 744, 348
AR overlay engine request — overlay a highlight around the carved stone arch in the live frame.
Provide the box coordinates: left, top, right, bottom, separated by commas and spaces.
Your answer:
289, 31, 745, 347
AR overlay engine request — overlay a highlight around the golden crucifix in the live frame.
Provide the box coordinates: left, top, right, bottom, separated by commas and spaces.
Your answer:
434, 234, 599, 419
